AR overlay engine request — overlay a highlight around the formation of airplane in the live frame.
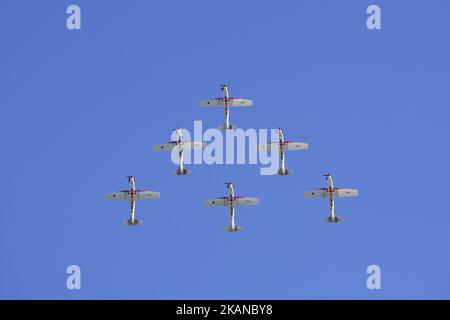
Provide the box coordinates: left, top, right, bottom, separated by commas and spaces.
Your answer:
258, 128, 308, 175
304, 173, 358, 222
153, 127, 206, 175
204, 182, 259, 231
105, 85, 359, 229
199, 84, 253, 131
104, 176, 160, 225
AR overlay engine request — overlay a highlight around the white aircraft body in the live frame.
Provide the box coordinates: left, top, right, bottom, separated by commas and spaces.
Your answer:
258, 128, 308, 175
199, 84, 253, 130
104, 176, 160, 226
204, 183, 259, 231
153, 128, 206, 175
304, 174, 358, 223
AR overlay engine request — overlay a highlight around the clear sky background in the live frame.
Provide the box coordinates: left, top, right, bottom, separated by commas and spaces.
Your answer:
1, 0, 450, 299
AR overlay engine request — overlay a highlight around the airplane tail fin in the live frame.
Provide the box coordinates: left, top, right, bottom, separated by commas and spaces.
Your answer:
225, 225, 242, 232
124, 219, 143, 226
173, 168, 192, 175
277, 169, 293, 175
325, 216, 343, 223
217, 124, 237, 131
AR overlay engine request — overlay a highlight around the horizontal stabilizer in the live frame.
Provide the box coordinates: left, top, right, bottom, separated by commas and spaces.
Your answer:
325, 216, 343, 223
277, 169, 293, 175
225, 225, 242, 232
217, 124, 238, 131
124, 219, 143, 226
173, 168, 192, 175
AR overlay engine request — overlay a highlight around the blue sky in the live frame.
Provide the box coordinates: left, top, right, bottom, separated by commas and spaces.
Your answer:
1, 0, 450, 299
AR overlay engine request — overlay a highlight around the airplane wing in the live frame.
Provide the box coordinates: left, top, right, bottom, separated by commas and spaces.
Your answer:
304, 188, 358, 198
258, 142, 278, 151
258, 142, 308, 151
136, 190, 160, 200
227, 98, 253, 107
105, 191, 130, 200
234, 197, 259, 206
153, 142, 205, 151
153, 143, 176, 151
285, 142, 308, 151
204, 198, 229, 206
200, 98, 253, 107
200, 98, 223, 107
183, 141, 207, 150
334, 188, 358, 197
304, 189, 328, 198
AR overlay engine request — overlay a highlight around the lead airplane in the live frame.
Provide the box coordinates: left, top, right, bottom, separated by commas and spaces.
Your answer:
304, 173, 358, 223
104, 176, 160, 226
153, 127, 206, 175
258, 128, 308, 175
204, 182, 259, 231
199, 84, 253, 130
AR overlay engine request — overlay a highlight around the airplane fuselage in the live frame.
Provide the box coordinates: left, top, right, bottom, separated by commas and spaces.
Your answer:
173, 128, 185, 173
128, 176, 136, 224
325, 175, 335, 220
277, 129, 286, 173
226, 183, 236, 228
222, 86, 231, 128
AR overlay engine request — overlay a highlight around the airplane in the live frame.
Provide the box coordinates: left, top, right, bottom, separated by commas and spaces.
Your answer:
204, 182, 259, 231
104, 176, 160, 226
153, 127, 206, 175
199, 84, 253, 131
304, 173, 358, 223
258, 128, 308, 175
